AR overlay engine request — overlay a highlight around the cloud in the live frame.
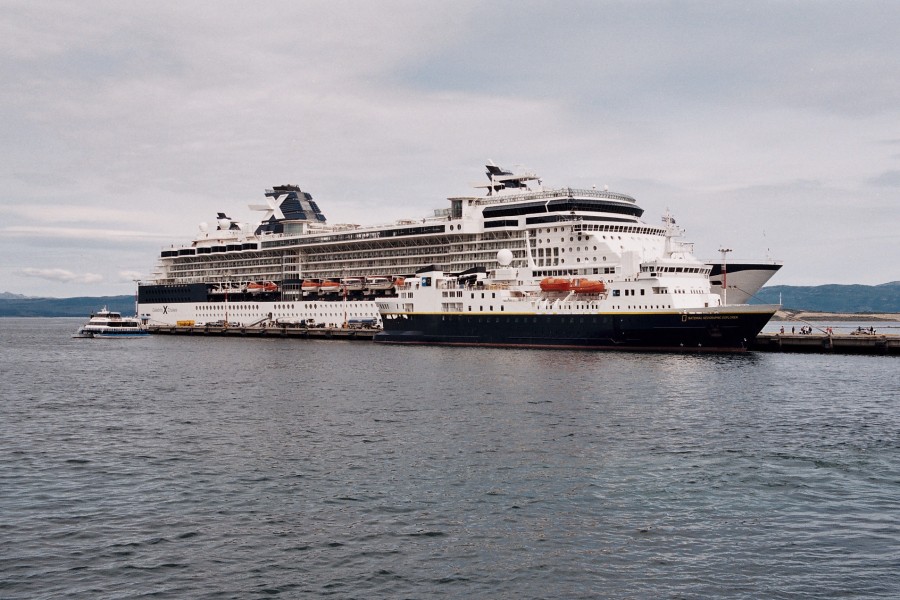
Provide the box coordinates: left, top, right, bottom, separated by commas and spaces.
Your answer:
394, 3, 900, 118
118, 270, 144, 282
2, 2, 899, 293
21, 267, 103, 284
3, 203, 161, 225
1, 225, 173, 243
866, 170, 900, 188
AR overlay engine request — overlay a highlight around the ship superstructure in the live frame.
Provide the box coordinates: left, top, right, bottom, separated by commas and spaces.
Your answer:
138, 164, 779, 327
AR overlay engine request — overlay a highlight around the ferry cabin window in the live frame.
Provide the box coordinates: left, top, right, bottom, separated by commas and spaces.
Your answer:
612, 290, 620, 297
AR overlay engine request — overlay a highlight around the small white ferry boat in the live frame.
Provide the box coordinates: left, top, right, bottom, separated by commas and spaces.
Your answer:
73, 307, 149, 338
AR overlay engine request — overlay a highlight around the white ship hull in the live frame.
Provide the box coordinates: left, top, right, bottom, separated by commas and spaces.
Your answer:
141, 298, 382, 329
140, 263, 773, 328
708, 261, 782, 304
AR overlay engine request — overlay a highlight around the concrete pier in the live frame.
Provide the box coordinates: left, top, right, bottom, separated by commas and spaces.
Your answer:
147, 323, 377, 341
750, 332, 900, 355
146, 325, 898, 355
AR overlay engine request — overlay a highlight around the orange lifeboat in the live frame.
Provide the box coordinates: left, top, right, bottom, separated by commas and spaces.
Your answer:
301, 278, 321, 293
540, 277, 572, 292
247, 281, 278, 294
570, 278, 606, 294
319, 279, 341, 294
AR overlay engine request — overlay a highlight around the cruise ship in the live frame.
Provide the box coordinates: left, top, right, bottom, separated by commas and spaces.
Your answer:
137, 164, 780, 327
374, 255, 778, 351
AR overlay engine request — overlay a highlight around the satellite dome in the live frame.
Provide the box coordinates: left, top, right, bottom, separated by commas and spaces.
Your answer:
497, 249, 513, 266
199, 222, 209, 232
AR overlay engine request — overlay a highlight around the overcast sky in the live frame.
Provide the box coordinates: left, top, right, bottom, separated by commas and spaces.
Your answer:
2, 1, 899, 297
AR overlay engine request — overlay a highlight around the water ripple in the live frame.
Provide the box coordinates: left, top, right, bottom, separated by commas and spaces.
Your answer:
1, 319, 898, 598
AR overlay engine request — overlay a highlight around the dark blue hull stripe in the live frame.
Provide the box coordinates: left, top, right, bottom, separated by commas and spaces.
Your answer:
375, 312, 771, 351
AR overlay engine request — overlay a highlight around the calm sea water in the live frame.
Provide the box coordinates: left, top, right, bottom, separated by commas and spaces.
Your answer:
2, 318, 898, 599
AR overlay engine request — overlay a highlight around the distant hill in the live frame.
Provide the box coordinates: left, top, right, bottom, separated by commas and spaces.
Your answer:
0, 295, 134, 317
751, 282, 900, 313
